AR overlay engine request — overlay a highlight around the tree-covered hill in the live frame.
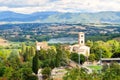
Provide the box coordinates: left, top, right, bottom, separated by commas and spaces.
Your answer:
0, 11, 120, 23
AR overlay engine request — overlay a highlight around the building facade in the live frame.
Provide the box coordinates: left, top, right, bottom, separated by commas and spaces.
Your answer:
36, 41, 49, 50
70, 32, 90, 57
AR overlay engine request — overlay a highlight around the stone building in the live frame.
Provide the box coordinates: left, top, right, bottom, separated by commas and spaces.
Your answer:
69, 32, 90, 57
36, 41, 49, 50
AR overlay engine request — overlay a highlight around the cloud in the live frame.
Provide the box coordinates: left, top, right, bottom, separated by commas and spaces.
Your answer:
0, 0, 50, 7
0, 0, 120, 14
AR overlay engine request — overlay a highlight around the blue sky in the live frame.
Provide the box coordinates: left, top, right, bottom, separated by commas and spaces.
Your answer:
0, 0, 120, 14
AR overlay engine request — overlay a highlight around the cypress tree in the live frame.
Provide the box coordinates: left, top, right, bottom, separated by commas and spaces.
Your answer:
32, 52, 39, 74
30, 47, 35, 56
21, 43, 26, 54
23, 47, 30, 61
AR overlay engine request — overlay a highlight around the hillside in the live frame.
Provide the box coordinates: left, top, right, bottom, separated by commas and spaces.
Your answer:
114, 37, 120, 42
0, 38, 8, 46
0, 11, 120, 23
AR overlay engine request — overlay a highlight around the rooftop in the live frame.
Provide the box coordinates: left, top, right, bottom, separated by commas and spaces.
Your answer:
101, 58, 120, 61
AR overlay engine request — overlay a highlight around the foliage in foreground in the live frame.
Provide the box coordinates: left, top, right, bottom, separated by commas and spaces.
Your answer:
0, 39, 120, 80
0, 43, 38, 80
63, 62, 120, 80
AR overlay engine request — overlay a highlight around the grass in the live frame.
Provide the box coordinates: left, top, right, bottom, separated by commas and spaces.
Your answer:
88, 65, 102, 71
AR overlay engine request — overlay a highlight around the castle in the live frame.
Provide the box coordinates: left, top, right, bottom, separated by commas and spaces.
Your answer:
69, 32, 90, 57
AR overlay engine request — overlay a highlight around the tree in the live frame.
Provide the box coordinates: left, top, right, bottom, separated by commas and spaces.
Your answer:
80, 54, 86, 64
102, 62, 120, 80
7, 50, 21, 70
55, 47, 62, 67
0, 66, 5, 77
70, 53, 86, 64
23, 47, 30, 61
86, 40, 93, 48
41, 67, 51, 80
8, 70, 21, 80
107, 40, 120, 54
21, 68, 38, 80
63, 67, 92, 80
91, 41, 112, 60
21, 43, 26, 54
29, 47, 35, 56
88, 54, 96, 62
0, 50, 8, 61
55, 47, 68, 67
111, 46, 120, 58
3, 67, 14, 80
32, 52, 39, 74
47, 48, 56, 68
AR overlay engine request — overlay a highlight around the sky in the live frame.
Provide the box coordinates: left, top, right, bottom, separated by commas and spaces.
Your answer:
0, 0, 120, 14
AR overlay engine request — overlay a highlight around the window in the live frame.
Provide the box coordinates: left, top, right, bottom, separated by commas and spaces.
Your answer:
81, 41, 83, 43
81, 35, 83, 37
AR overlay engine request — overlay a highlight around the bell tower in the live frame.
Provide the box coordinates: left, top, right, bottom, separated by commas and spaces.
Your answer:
78, 32, 85, 46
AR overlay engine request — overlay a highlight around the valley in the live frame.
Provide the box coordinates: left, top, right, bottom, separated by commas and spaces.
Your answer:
0, 23, 120, 43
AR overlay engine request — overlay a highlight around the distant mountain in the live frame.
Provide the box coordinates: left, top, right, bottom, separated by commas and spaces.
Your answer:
0, 11, 120, 23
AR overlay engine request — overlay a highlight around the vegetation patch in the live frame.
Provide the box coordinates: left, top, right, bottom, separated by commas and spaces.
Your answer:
88, 65, 102, 71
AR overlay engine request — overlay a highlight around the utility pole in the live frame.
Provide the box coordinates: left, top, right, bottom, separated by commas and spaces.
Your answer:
100, 49, 102, 73
78, 53, 80, 67
100, 49, 102, 65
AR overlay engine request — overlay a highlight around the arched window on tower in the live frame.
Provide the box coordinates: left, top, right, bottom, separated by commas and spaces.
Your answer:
81, 35, 83, 37
81, 41, 83, 43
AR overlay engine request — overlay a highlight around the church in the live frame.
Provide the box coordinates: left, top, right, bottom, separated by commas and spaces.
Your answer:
35, 32, 90, 57
69, 32, 90, 57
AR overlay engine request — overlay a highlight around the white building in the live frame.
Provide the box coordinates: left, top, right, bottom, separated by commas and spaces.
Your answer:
70, 32, 90, 57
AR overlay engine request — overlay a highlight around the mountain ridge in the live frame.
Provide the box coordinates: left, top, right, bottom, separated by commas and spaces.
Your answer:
0, 11, 120, 23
